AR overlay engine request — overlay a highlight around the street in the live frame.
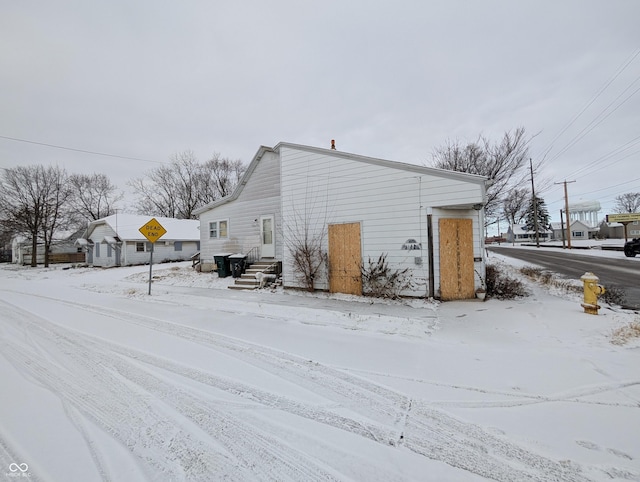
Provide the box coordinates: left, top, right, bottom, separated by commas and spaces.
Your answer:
488, 246, 640, 310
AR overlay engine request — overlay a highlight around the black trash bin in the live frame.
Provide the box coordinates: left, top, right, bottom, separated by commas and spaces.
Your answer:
228, 254, 247, 278
213, 253, 232, 278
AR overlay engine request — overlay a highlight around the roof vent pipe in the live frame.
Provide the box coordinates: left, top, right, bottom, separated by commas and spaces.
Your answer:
331, 139, 336, 150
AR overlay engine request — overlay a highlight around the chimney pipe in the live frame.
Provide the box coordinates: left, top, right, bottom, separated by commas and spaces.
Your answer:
331, 139, 336, 150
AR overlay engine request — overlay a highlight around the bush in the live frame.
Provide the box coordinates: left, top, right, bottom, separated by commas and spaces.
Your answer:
519, 265, 582, 295
485, 264, 528, 300
519, 265, 627, 306
360, 254, 415, 299
602, 285, 627, 307
611, 319, 640, 345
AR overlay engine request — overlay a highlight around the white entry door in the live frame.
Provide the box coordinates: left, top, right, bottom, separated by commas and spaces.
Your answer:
260, 215, 275, 258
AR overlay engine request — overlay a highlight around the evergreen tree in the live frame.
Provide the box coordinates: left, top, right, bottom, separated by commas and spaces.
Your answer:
524, 196, 550, 233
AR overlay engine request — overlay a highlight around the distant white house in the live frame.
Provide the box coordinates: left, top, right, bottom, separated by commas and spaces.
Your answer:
12, 229, 86, 265
505, 224, 553, 244
79, 214, 200, 267
550, 220, 599, 241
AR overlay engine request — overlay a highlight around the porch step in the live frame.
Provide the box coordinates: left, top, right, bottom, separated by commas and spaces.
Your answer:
227, 259, 280, 290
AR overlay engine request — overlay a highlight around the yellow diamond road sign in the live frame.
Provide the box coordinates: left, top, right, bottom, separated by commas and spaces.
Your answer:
139, 218, 167, 243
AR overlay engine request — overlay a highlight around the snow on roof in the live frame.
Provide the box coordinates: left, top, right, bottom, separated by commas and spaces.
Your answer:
103, 235, 119, 245
90, 214, 199, 241
510, 224, 552, 234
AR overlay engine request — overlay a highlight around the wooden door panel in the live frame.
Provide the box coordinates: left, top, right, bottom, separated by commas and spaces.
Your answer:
439, 218, 475, 300
328, 223, 362, 295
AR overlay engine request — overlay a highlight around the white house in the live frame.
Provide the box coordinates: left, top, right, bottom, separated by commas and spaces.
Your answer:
505, 224, 553, 244
12, 229, 86, 265
195, 142, 489, 300
79, 214, 200, 267
550, 220, 599, 241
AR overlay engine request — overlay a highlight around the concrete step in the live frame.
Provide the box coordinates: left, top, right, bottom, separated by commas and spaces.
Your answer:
227, 259, 279, 290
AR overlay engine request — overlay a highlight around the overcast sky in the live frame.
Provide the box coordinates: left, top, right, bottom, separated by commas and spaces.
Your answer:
2, 1, 638, 227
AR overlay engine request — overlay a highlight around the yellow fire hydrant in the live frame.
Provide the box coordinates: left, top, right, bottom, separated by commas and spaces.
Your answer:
580, 272, 606, 315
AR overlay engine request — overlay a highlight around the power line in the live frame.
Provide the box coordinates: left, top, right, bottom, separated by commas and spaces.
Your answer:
547, 175, 640, 207
573, 148, 640, 181
0, 134, 164, 164
538, 48, 640, 165
546, 79, 640, 165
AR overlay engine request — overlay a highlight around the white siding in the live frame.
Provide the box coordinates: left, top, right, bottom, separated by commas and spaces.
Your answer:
279, 146, 485, 296
88, 222, 199, 267
199, 151, 281, 264
88, 223, 117, 267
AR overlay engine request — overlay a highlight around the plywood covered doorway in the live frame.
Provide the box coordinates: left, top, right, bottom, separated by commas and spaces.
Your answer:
439, 218, 475, 300
328, 222, 362, 295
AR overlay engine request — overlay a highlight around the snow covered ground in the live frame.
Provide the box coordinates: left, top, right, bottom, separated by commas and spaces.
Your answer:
1, 249, 639, 481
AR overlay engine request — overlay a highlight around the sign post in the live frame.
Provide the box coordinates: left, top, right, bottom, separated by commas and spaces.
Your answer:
606, 213, 640, 242
138, 218, 168, 295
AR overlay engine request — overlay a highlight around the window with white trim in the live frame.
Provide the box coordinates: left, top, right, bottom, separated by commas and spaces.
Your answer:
136, 242, 145, 252
209, 220, 228, 239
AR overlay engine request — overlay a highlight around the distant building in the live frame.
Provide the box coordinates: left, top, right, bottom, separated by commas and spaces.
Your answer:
78, 214, 200, 267
550, 220, 599, 241
11, 229, 86, 265
505, 224, 552, 243
599, 220, 640, 239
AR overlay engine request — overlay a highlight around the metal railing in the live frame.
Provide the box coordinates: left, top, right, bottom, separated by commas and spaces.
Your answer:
245, 246, 260, 265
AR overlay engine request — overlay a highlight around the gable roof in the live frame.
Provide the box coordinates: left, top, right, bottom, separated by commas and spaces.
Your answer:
86, 214, 199, 241
194, 145, 275, 215
194, 142, 488, 216
276, 142, 487, 183
550, 220, 599, 231
568, 219, 599, 231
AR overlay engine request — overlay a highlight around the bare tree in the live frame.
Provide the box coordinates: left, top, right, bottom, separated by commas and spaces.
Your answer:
284, 210, 328, 292
502, 187, 530, 234
614, 192, 640, 213
1, 166, 46, 266
283, 190, 333, 292
40, 166, 72, 267
429, 128, 534, 221
201, 153, 245, 200
129, 151, 246, 219
68, 173, 123, 221
0, 165, 69, 267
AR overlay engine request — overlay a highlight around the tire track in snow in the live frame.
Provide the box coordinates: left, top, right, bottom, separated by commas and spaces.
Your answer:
2, 292, 597, 481
342, 368, 640, 409
0, 300, 340, 481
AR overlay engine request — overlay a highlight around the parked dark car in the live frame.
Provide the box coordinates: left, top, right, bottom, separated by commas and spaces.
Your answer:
624, 238, 640, 257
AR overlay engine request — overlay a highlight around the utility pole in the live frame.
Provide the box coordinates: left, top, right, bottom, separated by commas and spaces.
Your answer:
555, 180, 576, 249
559, 209, 566, 249
530, 159, 540, 247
